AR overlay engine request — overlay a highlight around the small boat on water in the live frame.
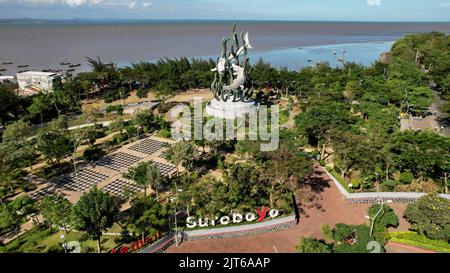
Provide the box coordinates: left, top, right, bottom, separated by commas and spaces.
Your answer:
2, 61, 13, 65
66, 68, 75, 72
307, 59, 313, 62
18, 69, 30, 73
17, 64, 29, 68
69, 63, 81, 68
60, 61, 71, 65
42, 68, 52, 72
0, 68, 6, 72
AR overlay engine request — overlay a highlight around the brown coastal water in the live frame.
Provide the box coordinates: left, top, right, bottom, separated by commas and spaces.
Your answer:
1, 21, 450, 74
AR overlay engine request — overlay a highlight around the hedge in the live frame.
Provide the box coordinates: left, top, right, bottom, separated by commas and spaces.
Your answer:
389, 231, 450, 253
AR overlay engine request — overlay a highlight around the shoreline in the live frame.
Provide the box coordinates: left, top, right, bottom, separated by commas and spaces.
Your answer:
1, 40, 394, 77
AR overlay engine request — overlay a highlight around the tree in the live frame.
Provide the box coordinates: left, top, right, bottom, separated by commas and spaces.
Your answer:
0, 203, 20, 239
10, 195, 38, 223
262, 144, 313, 207
154, 80, 177, 105
389, 131, 450, 182
332, 224, 382, 253
127, 196, 167, 243
40, 195, 72, 233
0, 144, 20, 193
0, 86, 20, 124
296, 237, 332, 253
74, 108, 102, 148
123, 161, 164, 199
166, 141, 197, 174
2, 120, 30, 147
296, 102, 356, 160
27, 94, 54, 124
368, 204, 399, 242
404, 194, 450, 241
71, 187, 120, 253
36, 130, 72, 166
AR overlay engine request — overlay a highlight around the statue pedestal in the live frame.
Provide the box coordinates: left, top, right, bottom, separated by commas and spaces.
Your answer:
206, 99, 259, 119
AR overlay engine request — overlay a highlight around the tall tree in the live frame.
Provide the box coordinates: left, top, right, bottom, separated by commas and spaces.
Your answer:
127, 196, 167, 243
123, 161, 164, 199
40, 195, 72, 233
71, 188, 120, 253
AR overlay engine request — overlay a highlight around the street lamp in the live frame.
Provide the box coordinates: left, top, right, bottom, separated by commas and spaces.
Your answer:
170, 181, 182, 247
72, 139, 81, 192
60, 232, 67, 253
365, 197, 393, 237
136, 125, 144, 160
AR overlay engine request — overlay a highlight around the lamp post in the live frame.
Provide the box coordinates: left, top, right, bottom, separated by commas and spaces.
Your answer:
365, 198, 393, 237
170, 181, 182, 247
72, 139, 81, 192
136, 125, 144, 160
60, 232, 67, 253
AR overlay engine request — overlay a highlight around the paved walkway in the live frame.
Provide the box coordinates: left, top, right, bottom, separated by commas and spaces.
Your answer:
166, 165, 410, 253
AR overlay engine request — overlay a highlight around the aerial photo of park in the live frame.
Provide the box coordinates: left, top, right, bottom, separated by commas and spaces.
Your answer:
0, 0, 449, 256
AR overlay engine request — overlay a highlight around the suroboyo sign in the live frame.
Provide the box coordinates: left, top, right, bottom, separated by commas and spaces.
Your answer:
186, 207, 280, 228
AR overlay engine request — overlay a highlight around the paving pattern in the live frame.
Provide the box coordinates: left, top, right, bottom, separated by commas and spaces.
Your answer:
54, 169, 109, 192
101, 179, 142, 198
128, 138, 166, 155
151, 161, 177, 176
96, 152, 141, 172
28, 187, 56, 201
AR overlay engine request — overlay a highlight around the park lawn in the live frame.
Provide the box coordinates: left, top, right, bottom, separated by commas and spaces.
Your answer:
389, 231, 450, 253
0, 226, 120, 253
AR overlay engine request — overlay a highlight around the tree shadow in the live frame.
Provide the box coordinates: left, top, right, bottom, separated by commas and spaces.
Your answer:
294, 167, 331, 218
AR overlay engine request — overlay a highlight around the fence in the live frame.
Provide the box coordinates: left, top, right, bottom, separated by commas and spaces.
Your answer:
323, 167, 450, 204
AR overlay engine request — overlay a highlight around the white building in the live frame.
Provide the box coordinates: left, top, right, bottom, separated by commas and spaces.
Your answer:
16, 71, 61, 94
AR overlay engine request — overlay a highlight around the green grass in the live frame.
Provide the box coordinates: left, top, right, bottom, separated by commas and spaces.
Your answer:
329, 170, 353, 193
279, 109, 290, 125
389, 231, 450, 253
0, 226, 120, 253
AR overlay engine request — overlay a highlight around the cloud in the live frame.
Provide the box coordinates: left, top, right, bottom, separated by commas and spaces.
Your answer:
16, 0, 101, 6
142, 2, 151, 8
366, 0, 381, 6
127, 1, 137, 9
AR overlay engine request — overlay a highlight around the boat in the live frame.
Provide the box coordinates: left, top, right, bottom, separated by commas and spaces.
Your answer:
60, 61, 71, 65
18, 69, 30, 73
0, 67, 6, 72
307, 59, 313, 62
2, 61, 13, 65
69, 63, 81, 68
66, 68, 75, 72
17, 64, 29, 68
42, 68, 52, 72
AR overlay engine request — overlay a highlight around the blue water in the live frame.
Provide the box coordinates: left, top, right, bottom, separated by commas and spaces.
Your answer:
195, 41, 394, 71
251, 41, 394, 70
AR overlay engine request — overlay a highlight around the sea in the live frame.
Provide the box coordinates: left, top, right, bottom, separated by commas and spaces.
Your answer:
1, 20, 450, 75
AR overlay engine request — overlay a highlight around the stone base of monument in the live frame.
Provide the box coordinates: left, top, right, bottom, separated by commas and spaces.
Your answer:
206, 99, 259, 119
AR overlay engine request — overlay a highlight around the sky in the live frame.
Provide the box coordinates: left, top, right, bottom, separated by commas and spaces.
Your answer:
0, 0, 450, 21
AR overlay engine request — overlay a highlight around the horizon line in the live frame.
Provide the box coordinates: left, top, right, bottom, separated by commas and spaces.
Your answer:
1, 18, 450, 23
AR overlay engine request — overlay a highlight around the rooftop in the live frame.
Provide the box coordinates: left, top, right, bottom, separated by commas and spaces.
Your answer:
17, 71, 58, 77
